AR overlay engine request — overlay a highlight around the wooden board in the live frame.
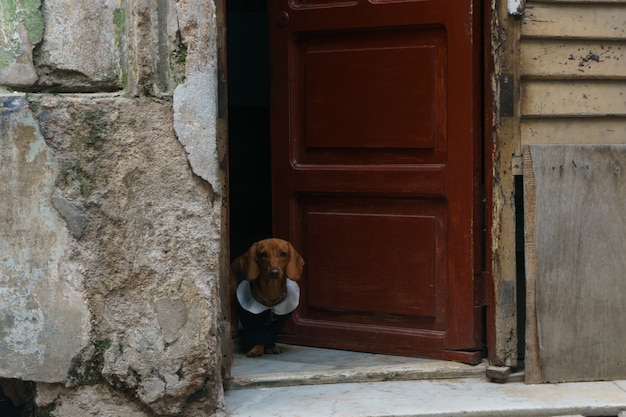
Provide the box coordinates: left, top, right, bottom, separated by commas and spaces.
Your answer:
535, 0, 626, 2
522, 80, 626, 117
524, 144, 626, 383
521, 118, 626, 145
522, 3, 626, 39
521, 39, 626, 79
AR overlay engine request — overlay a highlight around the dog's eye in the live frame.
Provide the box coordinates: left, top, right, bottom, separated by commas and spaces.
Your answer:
280, 251, 287, 258
259, 252, 268, 259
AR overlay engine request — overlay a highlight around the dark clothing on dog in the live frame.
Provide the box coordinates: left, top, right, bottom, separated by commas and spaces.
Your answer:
236, 298, 292, 348
235, 277, 300, 349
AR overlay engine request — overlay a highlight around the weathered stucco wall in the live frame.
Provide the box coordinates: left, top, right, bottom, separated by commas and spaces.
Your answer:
0, 94, 91, 383
1, 0, 226, 416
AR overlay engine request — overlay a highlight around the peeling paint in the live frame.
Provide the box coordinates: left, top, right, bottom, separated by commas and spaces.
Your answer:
172, 0, 220, 194
507, 0, 525, 16
173, 73, 219, 193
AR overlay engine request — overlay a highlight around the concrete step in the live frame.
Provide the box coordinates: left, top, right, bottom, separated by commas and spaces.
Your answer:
224, 378, 626, 417
225, 343, 626, 417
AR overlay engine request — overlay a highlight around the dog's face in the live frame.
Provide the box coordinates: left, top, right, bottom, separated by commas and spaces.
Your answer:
245, 238, 304, 282
255, 238, 291, 280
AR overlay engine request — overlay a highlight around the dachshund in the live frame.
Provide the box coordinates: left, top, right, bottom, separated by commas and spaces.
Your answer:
230, 238, 305, 357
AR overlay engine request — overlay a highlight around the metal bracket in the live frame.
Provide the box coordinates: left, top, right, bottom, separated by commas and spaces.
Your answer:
499, 74, 514, 118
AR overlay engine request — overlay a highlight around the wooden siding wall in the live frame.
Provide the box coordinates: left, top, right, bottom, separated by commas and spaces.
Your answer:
521, 1, 626, 145
520, 1, 626, 382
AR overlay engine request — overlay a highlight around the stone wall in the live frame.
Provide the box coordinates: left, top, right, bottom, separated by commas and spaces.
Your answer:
0, 1, 226, 416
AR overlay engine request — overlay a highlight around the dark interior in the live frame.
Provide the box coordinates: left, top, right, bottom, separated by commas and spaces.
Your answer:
226, 0, 272, 261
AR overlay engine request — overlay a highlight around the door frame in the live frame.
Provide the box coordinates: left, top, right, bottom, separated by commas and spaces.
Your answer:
218, 0, 510, 368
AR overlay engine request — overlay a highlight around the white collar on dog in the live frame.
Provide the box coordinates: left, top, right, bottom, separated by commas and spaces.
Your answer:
237, 279, 300, 315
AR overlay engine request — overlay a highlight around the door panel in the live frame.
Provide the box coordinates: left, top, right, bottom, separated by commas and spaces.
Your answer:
270, 0, 482, 363
306, 206, 439, 318
303, 32, 442, 150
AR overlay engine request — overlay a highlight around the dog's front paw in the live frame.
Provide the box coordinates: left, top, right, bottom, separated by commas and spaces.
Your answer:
246, 344, 265, 357
264, 346, 282, 355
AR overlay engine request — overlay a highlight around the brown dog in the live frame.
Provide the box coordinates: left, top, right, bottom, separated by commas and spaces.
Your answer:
230, 238, 304, 357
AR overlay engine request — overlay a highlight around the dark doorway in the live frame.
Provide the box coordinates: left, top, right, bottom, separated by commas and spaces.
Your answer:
226, 0, 272, 260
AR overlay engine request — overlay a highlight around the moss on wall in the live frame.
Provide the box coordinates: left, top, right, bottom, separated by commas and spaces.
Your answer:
54, 105, 116, 198
67, 339, 111, 385
0, 0, 43, 69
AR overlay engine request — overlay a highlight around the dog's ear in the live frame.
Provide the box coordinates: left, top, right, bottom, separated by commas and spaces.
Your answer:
286, 243, 305, 281
245, 242, 259, 281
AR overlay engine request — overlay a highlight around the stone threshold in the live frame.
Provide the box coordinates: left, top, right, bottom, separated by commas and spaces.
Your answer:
228, 342, 489, 390
230, 359, 489, 390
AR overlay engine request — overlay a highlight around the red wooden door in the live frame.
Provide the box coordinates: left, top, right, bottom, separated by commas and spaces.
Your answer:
270, 0, 483, 363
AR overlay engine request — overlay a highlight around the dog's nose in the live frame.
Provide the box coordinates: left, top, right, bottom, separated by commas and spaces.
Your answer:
270, 268, 280, 279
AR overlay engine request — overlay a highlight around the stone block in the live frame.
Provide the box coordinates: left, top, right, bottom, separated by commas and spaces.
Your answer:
30, 94, 224, 415
0, 94, 91, 382
37, 0, 122, 90
36, 384, 150, 417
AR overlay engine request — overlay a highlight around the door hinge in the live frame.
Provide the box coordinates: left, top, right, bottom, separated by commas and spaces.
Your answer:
499, 74, 515, 118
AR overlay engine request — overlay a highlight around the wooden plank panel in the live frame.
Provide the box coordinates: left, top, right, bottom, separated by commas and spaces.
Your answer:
533, 0, 626, 3
522, 80, 626, 116
524, 144, 626, 383
521, 40, 626, 79
521, 118, 626, 145
522, 147, 541, 383
522, 3, 626, 39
